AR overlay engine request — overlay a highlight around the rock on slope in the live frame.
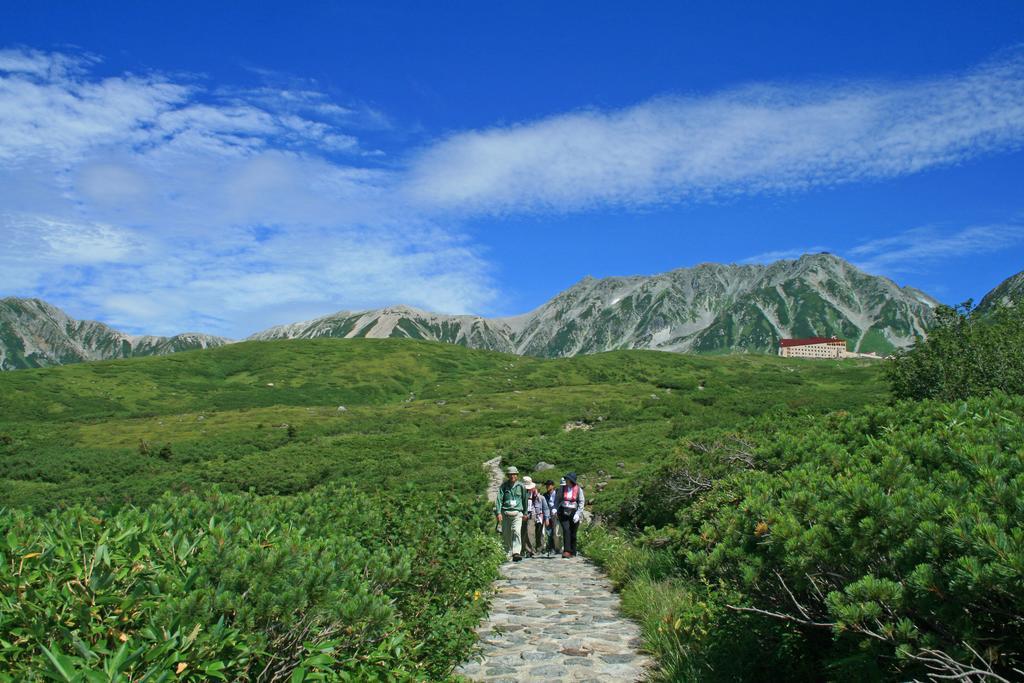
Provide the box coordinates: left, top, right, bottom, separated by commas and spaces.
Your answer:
0, 298, 230, 370
252, 254, 939, 356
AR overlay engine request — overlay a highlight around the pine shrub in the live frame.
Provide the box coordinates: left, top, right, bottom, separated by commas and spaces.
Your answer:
610, 393, 1024, 680
887, 298, 1024, 401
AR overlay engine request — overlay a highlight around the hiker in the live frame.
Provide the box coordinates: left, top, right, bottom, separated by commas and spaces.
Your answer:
555, 472, 585, 558
521, 477, 550, 558
495, 466, 529, 562
543, 479, 561, 555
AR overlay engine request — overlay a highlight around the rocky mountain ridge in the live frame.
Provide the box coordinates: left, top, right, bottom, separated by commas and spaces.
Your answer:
0, 298, 230, 371
976, 270, 1024, 315
1, 253, 963, 370
250, 305, 518, 353
252, 254, 939, 356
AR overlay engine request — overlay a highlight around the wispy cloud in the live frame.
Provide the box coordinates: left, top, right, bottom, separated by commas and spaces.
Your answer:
848, 223, 1024, 274
0, 48, 494, 337
0, 48, 373, 163
4, 46, 1024, 337
739, 222, 1024, 278
405, 52, 1024, 213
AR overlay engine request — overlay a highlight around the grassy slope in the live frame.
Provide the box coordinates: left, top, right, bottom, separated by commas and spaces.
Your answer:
0, 338, 887, 511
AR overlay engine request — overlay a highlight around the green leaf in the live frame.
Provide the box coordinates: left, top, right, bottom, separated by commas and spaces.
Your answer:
40, 643, 78, 682
203, 661, 227, 680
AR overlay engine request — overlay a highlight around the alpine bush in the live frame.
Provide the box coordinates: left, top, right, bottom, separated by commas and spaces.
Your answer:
0, 339, 894, 679
887, 298, 1024, 401
604, 393, 1024, 680
0, 486, 502, 682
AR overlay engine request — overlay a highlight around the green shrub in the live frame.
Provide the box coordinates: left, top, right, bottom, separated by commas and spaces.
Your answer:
0, 339, 895, 680
887, 298, 1024, 401
585, 525, 820, 682
617, 393, 1024, 680
0, 486, 502, 681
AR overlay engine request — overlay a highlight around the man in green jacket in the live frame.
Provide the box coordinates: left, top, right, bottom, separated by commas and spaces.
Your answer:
496, 465, 529, 562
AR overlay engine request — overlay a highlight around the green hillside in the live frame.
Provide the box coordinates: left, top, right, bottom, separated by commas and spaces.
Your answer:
0, 339, 891, 680
581, 300, 1024, 681
0, 338, 885, 512
5, 330, 1021, 680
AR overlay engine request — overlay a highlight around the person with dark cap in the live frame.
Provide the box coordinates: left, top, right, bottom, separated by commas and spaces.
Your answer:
555, 472, 585, 558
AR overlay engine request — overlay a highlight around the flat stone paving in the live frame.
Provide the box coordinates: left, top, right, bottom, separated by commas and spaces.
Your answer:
457, 459, 652, 681
455, 556, 653, 682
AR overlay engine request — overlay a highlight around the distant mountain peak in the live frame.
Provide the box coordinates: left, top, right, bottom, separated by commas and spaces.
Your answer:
7, 252, 1000, 371
377, 304, 432, 316
250, 253, 941, 358
0, 297, 231, 371
976, 270, 1024, 315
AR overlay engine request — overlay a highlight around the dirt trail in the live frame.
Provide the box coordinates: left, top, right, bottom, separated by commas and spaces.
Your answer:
483, 456, 503, 503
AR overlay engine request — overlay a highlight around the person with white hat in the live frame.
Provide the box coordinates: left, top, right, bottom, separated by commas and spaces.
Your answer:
495, 466, 528, 562
520, 476, 550, 558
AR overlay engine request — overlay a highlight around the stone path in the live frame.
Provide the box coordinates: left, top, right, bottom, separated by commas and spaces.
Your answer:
483, 456, 504, 502
455, 460, 653, 682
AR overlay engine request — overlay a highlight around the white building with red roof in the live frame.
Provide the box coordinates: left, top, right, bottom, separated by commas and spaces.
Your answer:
778, 336, 848, 359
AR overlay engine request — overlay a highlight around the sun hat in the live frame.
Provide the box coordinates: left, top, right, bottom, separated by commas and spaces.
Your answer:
523, 476, 537, 490
559, 477, 566, 486
565, 472, 578, 484
506, 466, 519, 474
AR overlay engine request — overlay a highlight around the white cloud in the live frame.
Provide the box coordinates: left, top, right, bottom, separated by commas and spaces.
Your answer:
1, 213, 141, 263
0, 65, 188, 163
75, 161, 152, 205
849, 223, 1024, 274
740, 223, 1024, 278
4, 46, 1024, 338
406, 53, 1024, 212
57, 223, 494, 337
0, 48, 94, 78
0, 50, 377, 164
0, 48, 495, 338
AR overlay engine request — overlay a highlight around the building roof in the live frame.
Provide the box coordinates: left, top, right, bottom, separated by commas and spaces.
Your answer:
779, 337, 846, 347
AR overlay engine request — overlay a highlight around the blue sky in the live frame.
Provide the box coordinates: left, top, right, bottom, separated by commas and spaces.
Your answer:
1, 2, 1023, 337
